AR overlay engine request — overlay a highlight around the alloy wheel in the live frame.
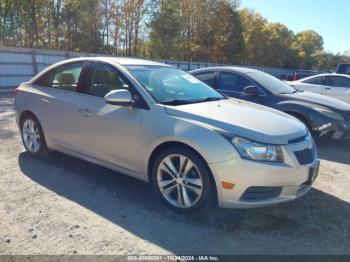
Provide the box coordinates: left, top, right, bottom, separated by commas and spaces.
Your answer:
22, 119, 41, 153
157, 154, 203, 208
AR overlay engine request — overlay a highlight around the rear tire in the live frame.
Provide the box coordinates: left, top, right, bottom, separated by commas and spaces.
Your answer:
20, 114, 49, 157
151, 146, 214, 213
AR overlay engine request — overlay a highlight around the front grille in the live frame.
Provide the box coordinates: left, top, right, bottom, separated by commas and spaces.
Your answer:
240, 186, 282, 201
288, 134, 307, 144
294, 147, 315, 165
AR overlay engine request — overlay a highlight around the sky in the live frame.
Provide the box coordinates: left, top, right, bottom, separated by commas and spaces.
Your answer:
240, 0, 350, 54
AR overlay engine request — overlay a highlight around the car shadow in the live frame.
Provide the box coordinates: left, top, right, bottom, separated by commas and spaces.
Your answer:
316, 138, 350, 165
18, 151, 350, 254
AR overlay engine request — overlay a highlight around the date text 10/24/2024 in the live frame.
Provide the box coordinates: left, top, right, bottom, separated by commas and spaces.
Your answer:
127, 256, 220, 261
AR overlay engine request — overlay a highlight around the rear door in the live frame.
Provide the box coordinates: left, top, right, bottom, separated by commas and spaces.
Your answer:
323, 76, 350, 103
31, 62, 86, 151
74, 62, 143, 174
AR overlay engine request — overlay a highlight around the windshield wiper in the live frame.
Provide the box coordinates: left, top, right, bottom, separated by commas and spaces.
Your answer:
161, 99, 195, 105
161, 97, 225, 105
285, 89, 303, 94
191, 97, 227, 103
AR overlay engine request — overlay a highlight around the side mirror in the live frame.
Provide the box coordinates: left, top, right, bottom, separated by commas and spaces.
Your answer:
104, 89, 134, 106
243, 85, 260, 96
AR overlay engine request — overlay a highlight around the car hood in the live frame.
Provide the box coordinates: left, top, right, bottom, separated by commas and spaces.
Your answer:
280, 91, 350, 111
164, 98, 307, 144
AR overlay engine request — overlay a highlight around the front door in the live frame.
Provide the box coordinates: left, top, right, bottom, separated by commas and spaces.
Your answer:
217, 72, 268, 105
298, 75, 326, 94
74, 62, 143, 174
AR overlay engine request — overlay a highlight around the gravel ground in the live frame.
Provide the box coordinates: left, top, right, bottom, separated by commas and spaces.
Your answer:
0, 93, 349, 255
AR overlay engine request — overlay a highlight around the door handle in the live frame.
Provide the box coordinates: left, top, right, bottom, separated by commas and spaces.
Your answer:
325, 87, 331, 90
78, 108, 92, 117
41, 98, 50, 104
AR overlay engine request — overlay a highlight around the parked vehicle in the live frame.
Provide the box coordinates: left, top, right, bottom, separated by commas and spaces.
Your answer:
190, 67, 350, 139
286, 70, 319, 81
288, 74, 350, 104
15, 58, 319, 212
336, 63, 350, 75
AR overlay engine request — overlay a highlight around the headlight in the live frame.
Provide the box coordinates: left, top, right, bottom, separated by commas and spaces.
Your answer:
313, 107, 344, 121
231, 137, 284, 162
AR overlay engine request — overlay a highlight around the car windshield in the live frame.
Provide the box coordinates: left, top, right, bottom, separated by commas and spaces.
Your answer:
126, 65, 225, 104
246, 71, 297, 94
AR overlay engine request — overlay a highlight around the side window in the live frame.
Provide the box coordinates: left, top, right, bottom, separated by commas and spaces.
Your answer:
303, 76, 325, 85
52, 63, 83, 92
327, 76, 350, 88
338, 65, 350, 74
345, 66, 350, 74
195, 72, 216, 87
218, 72, 252, 93
88, 63, 128, 98
33, 70, 54, 87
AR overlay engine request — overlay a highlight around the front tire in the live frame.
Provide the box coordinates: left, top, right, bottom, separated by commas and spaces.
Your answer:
20, 115, 49, 157
152, 147, 213, 213
288, 112, 319, 138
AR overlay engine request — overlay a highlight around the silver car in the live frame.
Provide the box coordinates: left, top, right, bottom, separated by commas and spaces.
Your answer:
14, 57, 319, 212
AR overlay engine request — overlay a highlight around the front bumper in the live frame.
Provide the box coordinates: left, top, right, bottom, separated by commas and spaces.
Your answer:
313, 118, 350, 139
209, 137, 319, 208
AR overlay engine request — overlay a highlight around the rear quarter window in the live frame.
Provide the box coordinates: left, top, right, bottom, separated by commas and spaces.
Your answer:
33, 70, 54, 87
303, 76, 325, 85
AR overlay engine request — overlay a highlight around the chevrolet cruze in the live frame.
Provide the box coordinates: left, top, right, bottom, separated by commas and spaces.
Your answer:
14, 57, 319, 212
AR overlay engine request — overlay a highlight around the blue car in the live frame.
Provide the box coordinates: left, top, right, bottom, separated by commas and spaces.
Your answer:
191, 67, 350, 139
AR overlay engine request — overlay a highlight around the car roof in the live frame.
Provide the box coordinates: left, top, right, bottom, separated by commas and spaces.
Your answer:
29, 56, 171, 84
54, 56, 170, 67
190, 66, 260, 74
299, 73, 350, 82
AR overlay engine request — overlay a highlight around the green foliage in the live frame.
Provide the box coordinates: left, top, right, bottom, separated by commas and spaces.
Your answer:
292, 30, 324, 69
149, 0, 184, 59
149, 0, 244, 64
0, 0, 348, 69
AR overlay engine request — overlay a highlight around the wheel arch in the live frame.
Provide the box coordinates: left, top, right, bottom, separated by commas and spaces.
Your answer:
147, 141, 218, 204
19, 110, 39, 127
284, 110, 313, 130
18, 109, 48, 141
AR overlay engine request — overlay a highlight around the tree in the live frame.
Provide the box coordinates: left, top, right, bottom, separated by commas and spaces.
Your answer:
262, 23, 298, 68
0, 0, 348, 70
239, 8, 268, 66
149, 0, 243, 63
205, 0, 244, 64
292, 30, 324, 69
149, 0, 184, 59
